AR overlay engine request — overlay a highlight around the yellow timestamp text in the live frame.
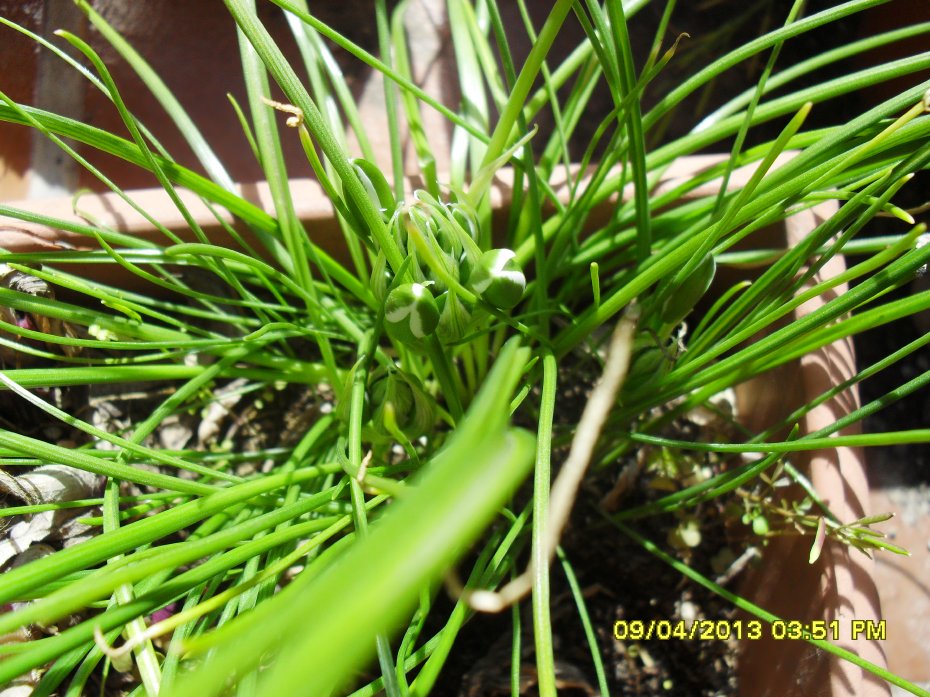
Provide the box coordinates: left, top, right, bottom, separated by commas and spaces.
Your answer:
613, 619, 887, 642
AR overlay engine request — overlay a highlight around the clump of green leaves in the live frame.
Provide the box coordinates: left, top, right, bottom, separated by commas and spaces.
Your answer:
0, 1, 929, 696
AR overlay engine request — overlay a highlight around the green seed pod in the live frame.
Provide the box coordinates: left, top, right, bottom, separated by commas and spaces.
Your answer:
435, 291, 472, 345
384, 283, 439, 345
467, 248, 525, 310
660, 253, 716, 324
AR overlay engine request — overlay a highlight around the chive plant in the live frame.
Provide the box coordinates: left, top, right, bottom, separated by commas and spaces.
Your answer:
1, 1, 929, 695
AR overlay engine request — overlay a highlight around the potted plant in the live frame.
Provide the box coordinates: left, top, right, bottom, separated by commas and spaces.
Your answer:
1, 1, 928, 695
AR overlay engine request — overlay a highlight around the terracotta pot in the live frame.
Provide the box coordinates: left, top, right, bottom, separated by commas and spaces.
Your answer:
654, 162, 889, 696
0, 154, 891, 694
733, 209, 888, 697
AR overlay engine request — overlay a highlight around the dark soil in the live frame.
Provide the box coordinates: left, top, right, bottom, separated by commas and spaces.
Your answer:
428, 498, 742, 697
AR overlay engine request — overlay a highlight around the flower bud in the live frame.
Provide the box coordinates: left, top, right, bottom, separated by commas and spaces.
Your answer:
369, 368, 435, 439
435, 291, 472, 345
467, 248, 525, 310
384, 283, 439, 345
352, 158, 395, 220
369, 251, 392, 303
660, 253, 716, 325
